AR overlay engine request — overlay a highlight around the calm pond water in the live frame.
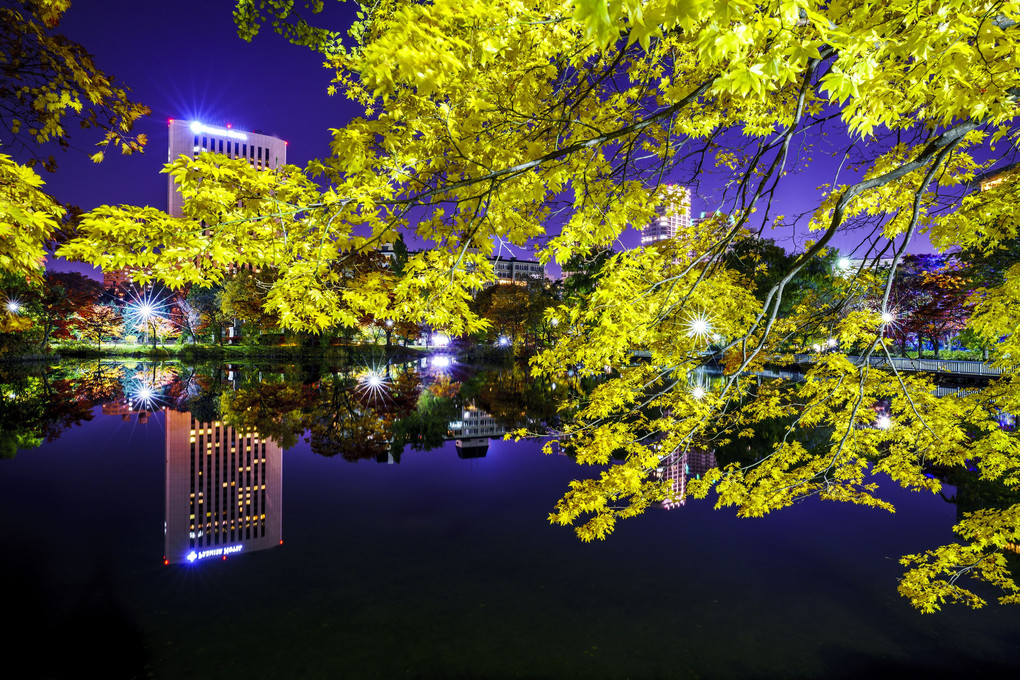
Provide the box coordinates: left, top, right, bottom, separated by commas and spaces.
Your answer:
1, 358, 1019, 679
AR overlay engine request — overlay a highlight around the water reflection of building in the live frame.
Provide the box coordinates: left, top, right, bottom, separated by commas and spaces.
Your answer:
447, 403, 508, 458
165, 411, 282, 564
656, 449, 716, 509
102, 400, 150, 423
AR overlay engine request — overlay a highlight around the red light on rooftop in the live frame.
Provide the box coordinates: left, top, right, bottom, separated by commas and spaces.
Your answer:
168, 118, 173, 124
226, 123, 232, 128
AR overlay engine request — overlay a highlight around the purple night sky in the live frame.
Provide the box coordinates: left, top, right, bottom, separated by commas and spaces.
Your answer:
21, 0, 931, 280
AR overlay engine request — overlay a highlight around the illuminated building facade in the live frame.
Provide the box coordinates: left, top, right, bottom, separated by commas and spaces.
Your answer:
165, 410, 283, 564
656, 448, 717, 509
166, 119, 287, 218
447, 403, 508, 458
641, 184, 692, 245
103, 120, 288, 289
490, 256, 545, 285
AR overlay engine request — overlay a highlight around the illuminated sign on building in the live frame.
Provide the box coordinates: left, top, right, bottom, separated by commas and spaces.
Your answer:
187, 544, 244, 562
189, 121, 247, 140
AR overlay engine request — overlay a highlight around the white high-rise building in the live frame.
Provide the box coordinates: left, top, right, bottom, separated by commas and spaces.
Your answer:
641, 184, 692, 245
167, 119, 287, 218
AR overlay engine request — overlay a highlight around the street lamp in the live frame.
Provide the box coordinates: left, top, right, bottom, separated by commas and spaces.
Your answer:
135, 302, 159, 350
6, 300, 19, 313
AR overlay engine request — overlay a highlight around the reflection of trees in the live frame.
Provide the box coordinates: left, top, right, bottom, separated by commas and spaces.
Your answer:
308, 369, 424, 461
0, 361, 124, 458
389, 392, 458, 456
307, 376, 390, 461
469, 363, 561, 432
219, 381, 312, 450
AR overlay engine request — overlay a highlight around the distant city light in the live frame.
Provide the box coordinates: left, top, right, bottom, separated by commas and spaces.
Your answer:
497, 336, 511, 347
812, 344, 821, 352
691, 386, 706, 400
432, 333, 450, 347
827, 337, 837, 347
838, 257, 852, 270
431, 356, 452, 369
189, 121, 247, 140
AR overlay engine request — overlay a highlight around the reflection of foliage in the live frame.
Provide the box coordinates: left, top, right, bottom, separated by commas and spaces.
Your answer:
472, 363, 560, 431
220, 381, 312, 450
389, 391, 458, 456
307, 375, 389, 461
0, 361, 124, 458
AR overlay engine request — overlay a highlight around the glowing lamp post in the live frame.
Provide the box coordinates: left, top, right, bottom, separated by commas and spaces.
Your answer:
136, 302, 158, 350
6, 300, 20, 314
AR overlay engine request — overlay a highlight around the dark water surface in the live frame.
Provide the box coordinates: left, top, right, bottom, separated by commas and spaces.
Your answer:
1, 360, 1019, 679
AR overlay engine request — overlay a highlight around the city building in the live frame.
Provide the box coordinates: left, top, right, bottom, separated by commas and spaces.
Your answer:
167, 119, 287, 218
489, 255, 545, 286
165, 410, 283, 565
103, 119, 288, 291
641, 184, 692, 245
655, 448, 717, 510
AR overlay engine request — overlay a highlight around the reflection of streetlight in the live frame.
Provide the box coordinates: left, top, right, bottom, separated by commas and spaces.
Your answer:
357, 369, 390, 400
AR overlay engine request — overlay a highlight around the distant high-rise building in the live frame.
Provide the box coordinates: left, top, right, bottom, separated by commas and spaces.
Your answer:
641, 184, 691, 245
165, 410, 283, 564
655, 448, 717, 510
103, 119, 288, 289
166, 119, 287, 218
